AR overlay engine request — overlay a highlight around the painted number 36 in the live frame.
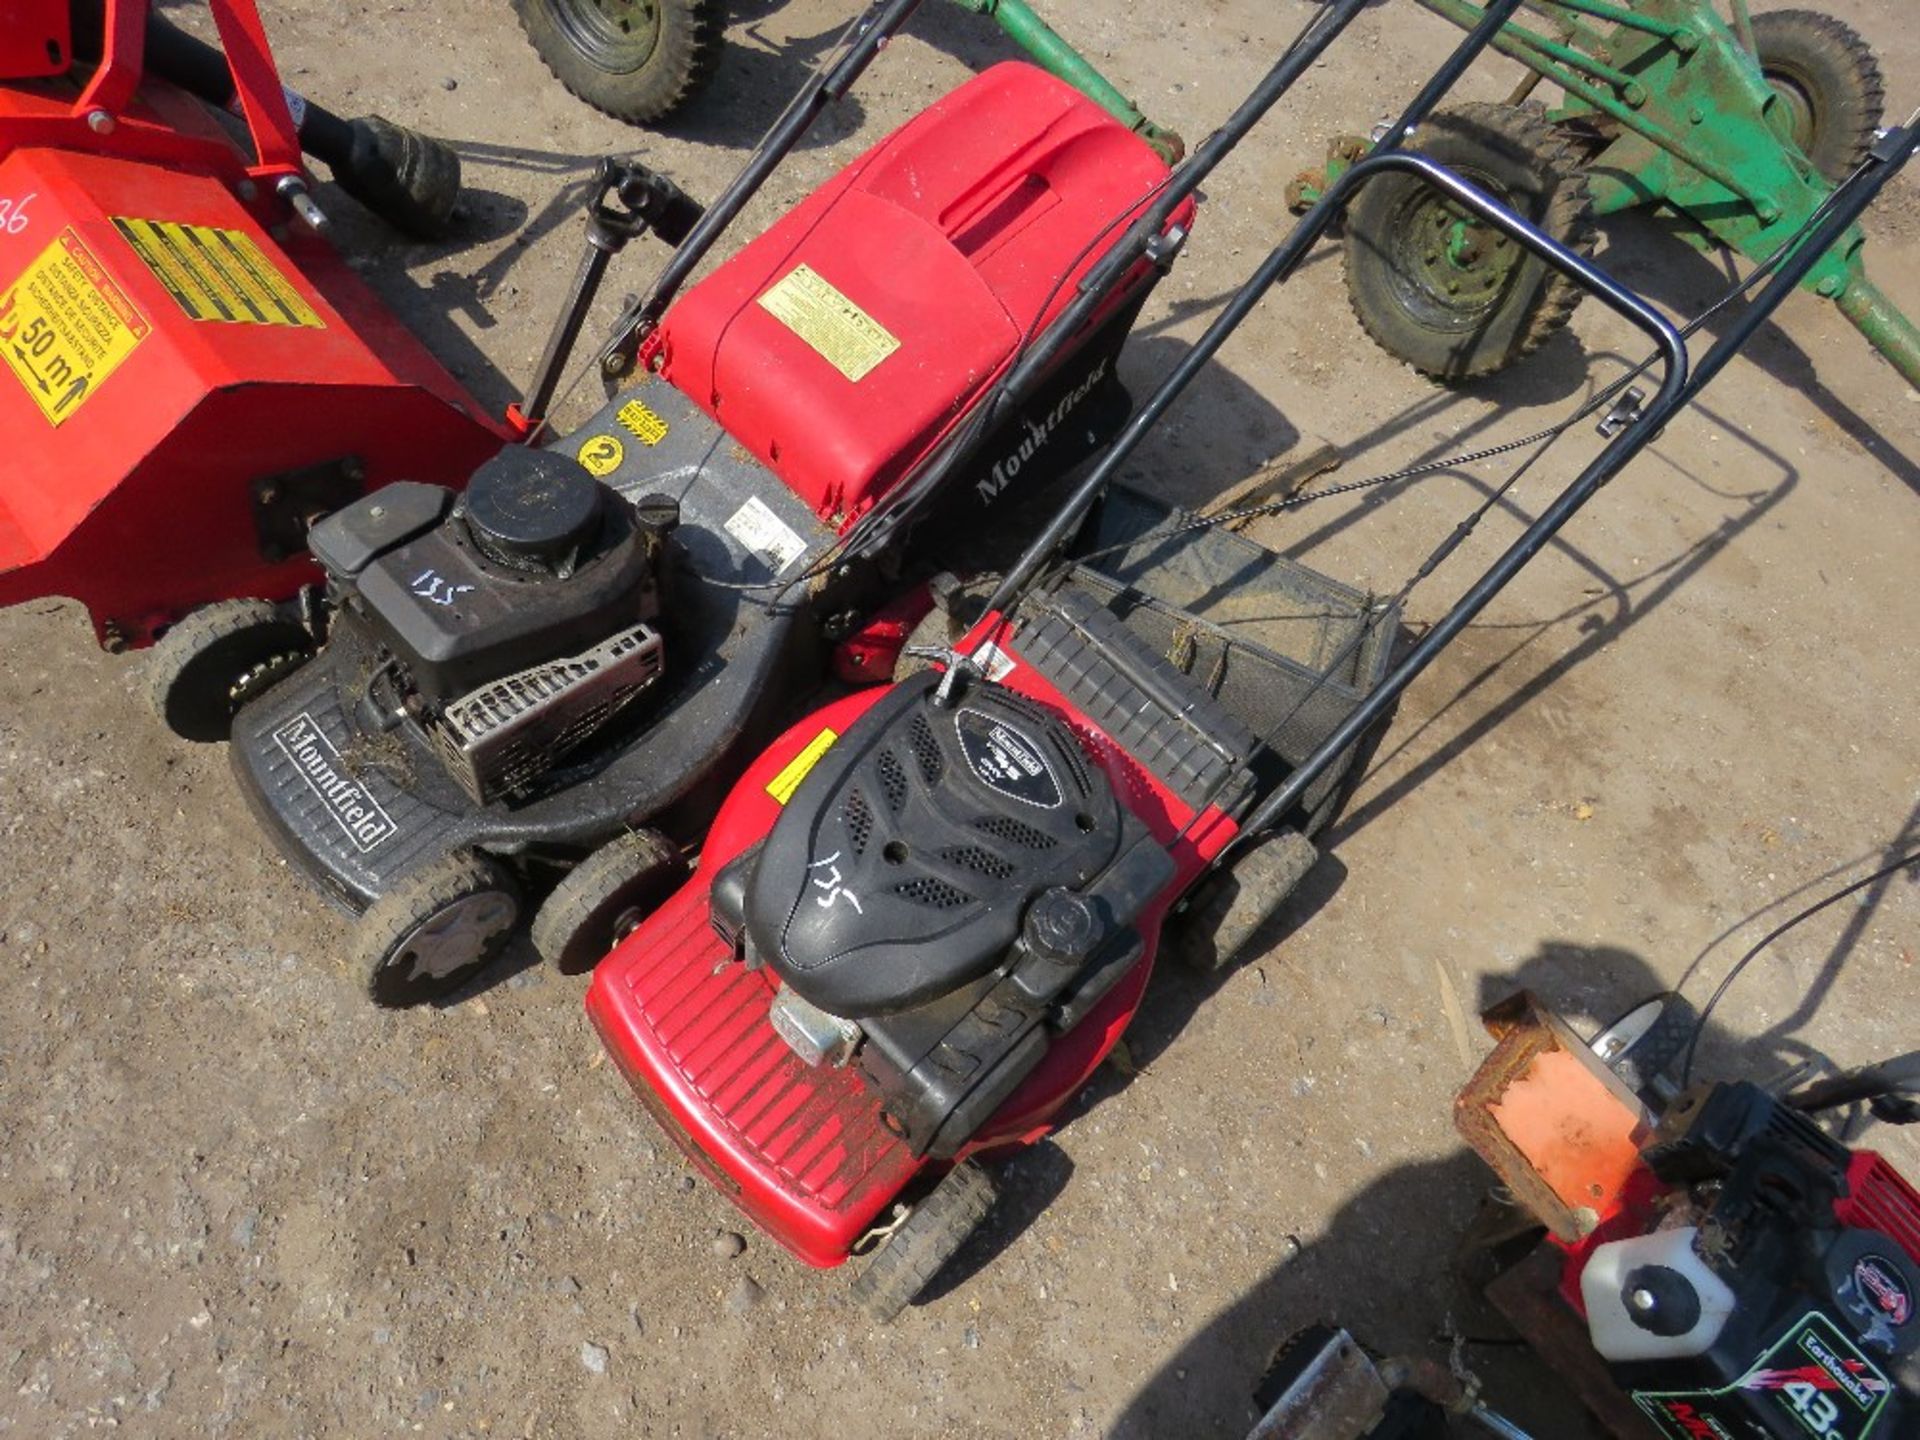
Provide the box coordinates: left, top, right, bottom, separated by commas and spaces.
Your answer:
0, 193, 34, 237
1784, 1381, 1843, 1436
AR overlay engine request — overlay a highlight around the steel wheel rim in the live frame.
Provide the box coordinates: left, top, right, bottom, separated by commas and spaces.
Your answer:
1384, 166, 1526, 334
549, 0, 664, 73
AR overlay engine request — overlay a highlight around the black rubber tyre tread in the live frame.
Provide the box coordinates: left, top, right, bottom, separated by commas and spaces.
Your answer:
530, 828, 688, 974
146, 599, 311, 744
1169, 829, 1319, 975
513, 0, 727, 127
850, 1161, 995, 1324
1343, 102, 1595, 382
356, 851, 522, 1009
1594, 990, 1699, 1103
1750, 9, 1886, 184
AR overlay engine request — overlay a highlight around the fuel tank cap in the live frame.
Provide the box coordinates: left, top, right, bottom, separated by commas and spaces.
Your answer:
462, 446, 606, 569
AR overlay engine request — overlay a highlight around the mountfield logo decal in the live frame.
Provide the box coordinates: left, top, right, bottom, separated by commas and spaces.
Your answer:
272, 712, 397, 853
976, 356, 1108, 505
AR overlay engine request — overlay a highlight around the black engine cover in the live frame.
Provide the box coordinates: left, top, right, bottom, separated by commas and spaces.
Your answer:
309, 447, 660, 704
744, 674, 1126, 1018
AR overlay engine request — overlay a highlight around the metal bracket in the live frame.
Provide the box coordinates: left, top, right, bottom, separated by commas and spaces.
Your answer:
251, 456, 364, 563
1595, 384, 1646, 438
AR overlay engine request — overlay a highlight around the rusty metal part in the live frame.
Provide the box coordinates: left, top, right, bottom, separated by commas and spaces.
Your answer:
1455, 991, 1653, 1243
1485, 1242, 1663, 1440
1248, 1328, 1392, 1440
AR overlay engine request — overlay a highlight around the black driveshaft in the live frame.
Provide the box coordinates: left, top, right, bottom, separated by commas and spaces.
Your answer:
77, 8, 464, 238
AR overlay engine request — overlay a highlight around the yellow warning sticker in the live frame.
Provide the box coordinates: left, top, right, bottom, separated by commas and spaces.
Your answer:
0, 229, 149, 426
111, 216, 324, 328
617, 398, 670, 446
577, 434, 625, 477
756, 264, 899, 382
766, 728, 839, 805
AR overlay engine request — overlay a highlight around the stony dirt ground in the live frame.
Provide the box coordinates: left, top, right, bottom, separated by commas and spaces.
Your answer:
2, 1, 1917, 1436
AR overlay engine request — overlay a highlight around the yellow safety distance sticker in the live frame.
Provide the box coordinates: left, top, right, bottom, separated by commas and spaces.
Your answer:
0, 229, 149, 426
617, 398, 670, 446
111, 216, 324, 328
756, 264, 899, 382
766, 728, 839, 805
577, 434, 625, 477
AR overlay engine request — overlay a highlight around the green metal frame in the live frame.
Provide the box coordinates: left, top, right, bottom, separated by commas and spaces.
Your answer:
1298, 0, 1918, 385
948, 0, 1185, 162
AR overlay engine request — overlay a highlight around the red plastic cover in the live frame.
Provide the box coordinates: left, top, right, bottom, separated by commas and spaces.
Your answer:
654, 62, 1178, 528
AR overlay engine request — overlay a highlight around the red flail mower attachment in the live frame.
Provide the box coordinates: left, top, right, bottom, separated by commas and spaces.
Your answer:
0, 0, 502, 649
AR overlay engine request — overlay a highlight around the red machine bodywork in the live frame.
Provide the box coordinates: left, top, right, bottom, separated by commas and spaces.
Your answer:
651, 62, 1183, 530
588, 618, 1238, 1269
0, 1, 503, 647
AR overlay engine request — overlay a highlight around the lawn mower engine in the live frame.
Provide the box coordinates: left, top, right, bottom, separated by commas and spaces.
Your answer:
300, 445, 673, 809
1457, 997, 1919, 1440
709, 670, 1172, 1156
1572, 1081, 1919, 1440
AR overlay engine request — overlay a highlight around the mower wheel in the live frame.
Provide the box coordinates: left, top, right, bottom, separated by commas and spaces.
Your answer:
1169, 829, 1319, 975
147, 600, 313, 744
1343, 103, 1594, 382
850, 1161, 995, 1324
1750, 10, 1886, 184
1590, 990, 1699, 1108
530, 828, 688, 973
356, 851, 523, 1008
513, 0, 726, 126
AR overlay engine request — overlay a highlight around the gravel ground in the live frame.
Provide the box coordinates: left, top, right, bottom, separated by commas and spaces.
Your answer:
2, 2, 1916, 1436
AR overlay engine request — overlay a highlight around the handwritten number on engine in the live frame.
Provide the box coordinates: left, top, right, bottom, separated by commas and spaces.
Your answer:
409, 569, 475, 607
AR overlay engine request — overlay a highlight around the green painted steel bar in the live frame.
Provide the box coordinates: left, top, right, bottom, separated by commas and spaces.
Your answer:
1838, 275, 1920, 390
1418, 0, 1773, 212
1532, 0, 1692, 48
947, 0, 1183, 158
1492, 15, 1648, 103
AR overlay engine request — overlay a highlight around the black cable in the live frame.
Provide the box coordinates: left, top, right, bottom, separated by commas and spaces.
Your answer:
1680, 845, 1920, 1084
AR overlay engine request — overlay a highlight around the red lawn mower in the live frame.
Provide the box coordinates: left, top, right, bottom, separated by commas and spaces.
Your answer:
200, 0, 1240, 1007
587, 0, 1920, 1320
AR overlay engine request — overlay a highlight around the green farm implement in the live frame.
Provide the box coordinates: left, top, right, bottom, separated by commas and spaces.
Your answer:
1291, 1, 1918, 385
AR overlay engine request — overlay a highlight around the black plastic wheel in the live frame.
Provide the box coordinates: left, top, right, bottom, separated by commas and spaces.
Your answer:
146, 599, 312, 743
1344, 103, 1594, 381
513, 0, 726, 126
1169, 830, 1319, 975
1750, 9, 1886, 184
1590, 990, 1699, 1108
530, 828, 688, 973
356, 851, 523, 1008
849, 1161, 995, 1324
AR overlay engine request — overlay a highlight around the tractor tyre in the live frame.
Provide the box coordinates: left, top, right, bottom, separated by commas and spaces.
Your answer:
357, 851, 523, 1008
513, 0, 726, 126
1344, 103, 1594, 381
531, 828, 688, 973
147, 599, 313, 743
1750, 9, 1885, 183
1169, 829, 1319, 975
850, 1162, 995, 1324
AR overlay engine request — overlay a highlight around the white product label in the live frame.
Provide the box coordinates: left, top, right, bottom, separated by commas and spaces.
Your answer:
724, 496, 806, 575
